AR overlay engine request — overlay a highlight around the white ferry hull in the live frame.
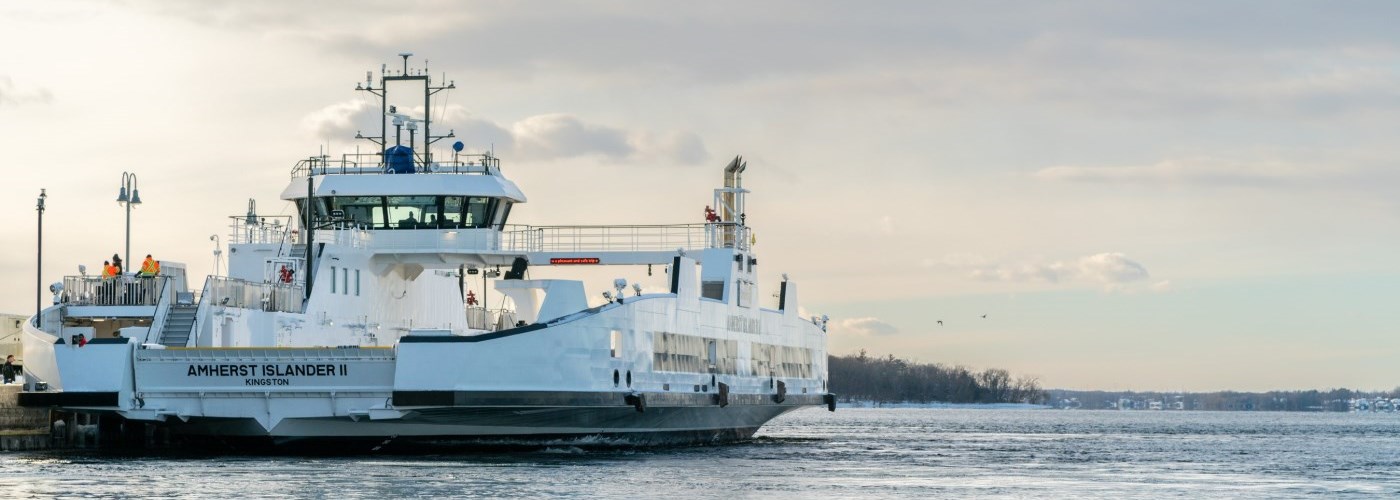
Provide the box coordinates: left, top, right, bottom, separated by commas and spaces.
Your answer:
19, 291, 833, 449
162, 402, 817, 450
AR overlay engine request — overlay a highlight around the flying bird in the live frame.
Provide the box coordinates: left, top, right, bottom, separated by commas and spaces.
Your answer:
937, 320, 943, 326
981, 314, 987, 319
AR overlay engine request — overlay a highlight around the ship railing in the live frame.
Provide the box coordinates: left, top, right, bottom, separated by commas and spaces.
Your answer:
204, 276, 305, 314
316, 227, 503, 251
290, 152, 502, 177
464, 307, 518, 331
61, 275, 169, 307
229, 216, 296, 245
254, 223, 750, 255
499, 223, 749, 253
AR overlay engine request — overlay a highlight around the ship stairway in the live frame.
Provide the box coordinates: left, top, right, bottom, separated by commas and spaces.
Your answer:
157, 304, 198, 347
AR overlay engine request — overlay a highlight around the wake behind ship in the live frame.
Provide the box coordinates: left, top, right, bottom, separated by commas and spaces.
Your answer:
17, 54, 833, 450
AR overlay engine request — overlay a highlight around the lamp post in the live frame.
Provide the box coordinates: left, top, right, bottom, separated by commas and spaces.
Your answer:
36, 188, 46, 319
116, 172, 142, 274
210, 234, 222, 276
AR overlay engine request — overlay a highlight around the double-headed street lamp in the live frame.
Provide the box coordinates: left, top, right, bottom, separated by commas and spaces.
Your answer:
117, 172, 142, 274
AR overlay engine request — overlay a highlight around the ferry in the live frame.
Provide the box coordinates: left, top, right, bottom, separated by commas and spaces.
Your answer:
18, 54, 833, 449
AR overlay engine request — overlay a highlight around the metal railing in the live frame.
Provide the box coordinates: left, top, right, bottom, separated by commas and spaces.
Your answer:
228, 222, 752, 255
204, 276, 305, 313
61, 276, 168, 306
229, 216, 296, 245
290, 152, 503, 177
501, 223, 750, 253
464, 307, 519, 331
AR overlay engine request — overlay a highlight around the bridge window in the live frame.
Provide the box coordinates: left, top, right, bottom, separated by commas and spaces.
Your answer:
328, 196, 386, 229
497, 202, 513, 227
386, 196, 436, 229
464, 197, 497, 228
441, 196, 465, 228
302, 196, 507, 230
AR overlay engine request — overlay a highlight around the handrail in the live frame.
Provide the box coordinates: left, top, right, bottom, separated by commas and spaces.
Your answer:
500, 223, 750, 253
205, 276, 305, 314
464, 307, 519, 331
189, 276, 218, 347
61, 275, 168, 307
143, 278, 175, 345
290, 152, 503, 177
229, 216, 295, 245
225, 221, 752, 255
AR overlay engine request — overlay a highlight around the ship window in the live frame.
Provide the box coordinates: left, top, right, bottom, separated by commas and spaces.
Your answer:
330, 266, 337, 293
328, 196, 386, 228
355, 269, 361, 296
342, 268, 349, 295
441, 196, 465, 228
464, 197, 495, 228
386, 196, 437, 229
498, 202, 513, 227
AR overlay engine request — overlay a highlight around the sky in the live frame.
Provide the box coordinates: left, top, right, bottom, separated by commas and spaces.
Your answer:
3, 1, 1400, 392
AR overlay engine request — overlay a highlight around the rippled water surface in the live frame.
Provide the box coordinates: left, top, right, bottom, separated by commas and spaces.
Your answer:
5, 409, 1400, 498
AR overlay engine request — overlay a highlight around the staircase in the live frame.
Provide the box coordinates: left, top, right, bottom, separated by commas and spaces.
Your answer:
157, 304, 198, 347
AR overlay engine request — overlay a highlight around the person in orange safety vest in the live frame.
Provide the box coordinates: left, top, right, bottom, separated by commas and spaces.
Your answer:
140, 254, 160, 277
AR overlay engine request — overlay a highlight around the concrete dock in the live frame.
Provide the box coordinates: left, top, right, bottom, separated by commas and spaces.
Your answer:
1, 383, 52, 451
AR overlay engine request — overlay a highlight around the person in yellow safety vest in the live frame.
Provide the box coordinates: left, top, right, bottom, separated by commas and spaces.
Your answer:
101, 260, 117, 279
140, 254, 160, 277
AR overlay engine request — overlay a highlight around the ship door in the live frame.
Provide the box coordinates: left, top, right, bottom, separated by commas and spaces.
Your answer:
266, 259, 301, 284
707, 340, 718, 372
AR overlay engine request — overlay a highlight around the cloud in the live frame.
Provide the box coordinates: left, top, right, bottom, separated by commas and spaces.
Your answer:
0, 76, 53, 106
833, 317, 899, 337
300, 99, 376, 138
964, 252, 1152, 289
511, 114, 633, 160
1034, 158, 1320, 187
1077, 252, 1150, 284
298, 102, 708, 164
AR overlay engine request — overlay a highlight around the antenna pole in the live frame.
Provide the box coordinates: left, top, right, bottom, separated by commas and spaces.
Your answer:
304, 176, 315, 302
36, 189, 46, 319
424, 72, 431, 167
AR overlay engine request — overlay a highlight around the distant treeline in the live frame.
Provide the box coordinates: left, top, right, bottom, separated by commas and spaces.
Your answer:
829, 350, 1048, 404
1049, 389, 1388, 411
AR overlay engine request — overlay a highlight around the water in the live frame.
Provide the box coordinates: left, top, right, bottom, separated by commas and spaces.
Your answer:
4, 408, 1400, 498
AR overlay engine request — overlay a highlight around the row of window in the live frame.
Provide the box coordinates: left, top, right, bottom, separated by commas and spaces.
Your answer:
751, 342, 815, 379
328, 266, 360, 296
613, 330, 816, 378
649, 331, 740, 375
300, 196, 513, 230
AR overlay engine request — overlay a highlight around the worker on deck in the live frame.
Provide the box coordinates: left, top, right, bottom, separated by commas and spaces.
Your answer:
101, 260, 117, 279
139, 254, 160, 277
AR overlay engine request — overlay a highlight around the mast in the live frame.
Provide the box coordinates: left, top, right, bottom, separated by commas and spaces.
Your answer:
354, 53, 456, 169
